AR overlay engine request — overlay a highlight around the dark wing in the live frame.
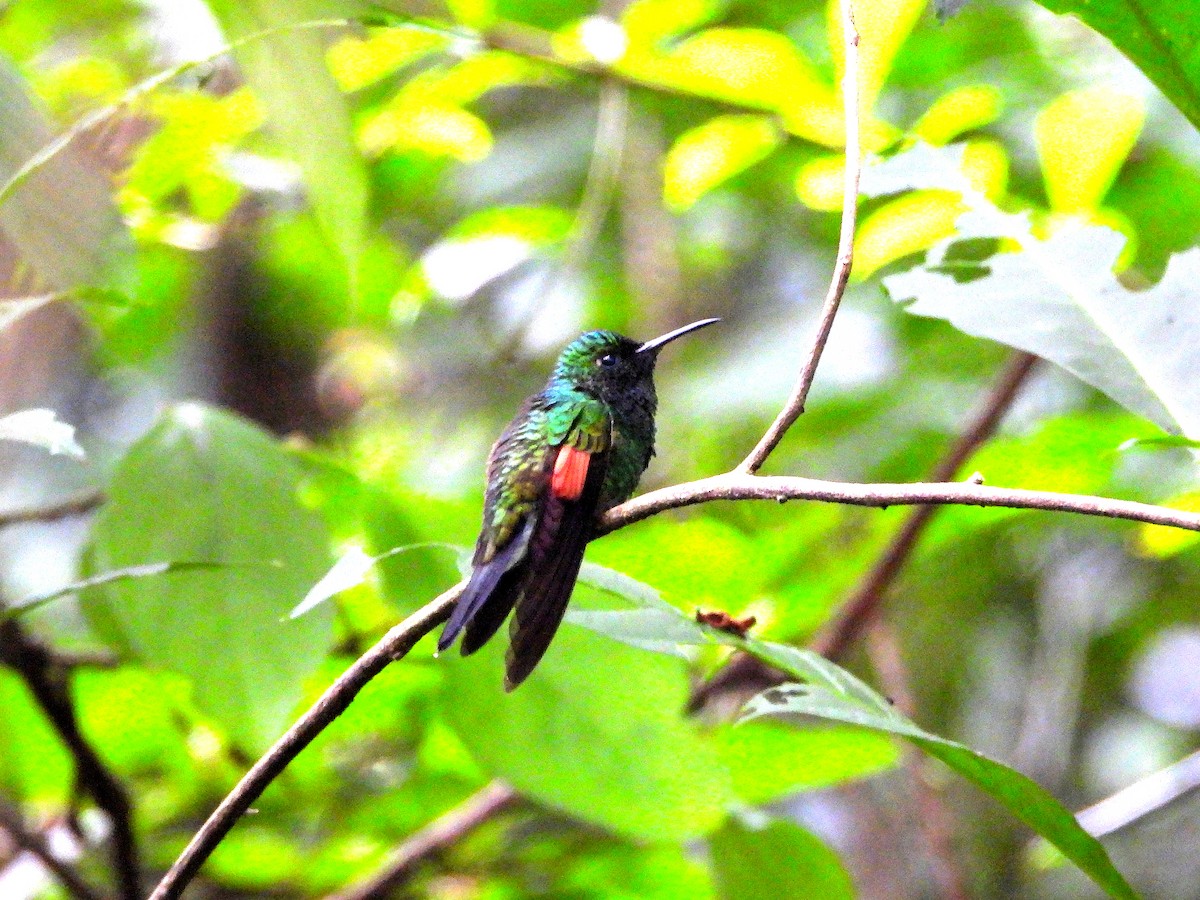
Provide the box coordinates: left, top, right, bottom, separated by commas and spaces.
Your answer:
504, 429, 610, 690
437, 399, 550, 654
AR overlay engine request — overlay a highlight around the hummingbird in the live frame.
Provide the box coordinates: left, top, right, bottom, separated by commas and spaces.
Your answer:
438, 318, 720, 690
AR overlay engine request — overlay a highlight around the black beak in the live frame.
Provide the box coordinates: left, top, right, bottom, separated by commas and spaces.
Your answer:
636, 318, 721, 354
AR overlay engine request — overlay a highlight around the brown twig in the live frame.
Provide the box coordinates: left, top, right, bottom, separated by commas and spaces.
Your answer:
148, 585, 463, 900
688, 352, 1039, 709
813, 351, 1039, 659
737, 0, 861, 475
0, 490, 105, 527
0, 800, 107, 900
149, 465, 1200, 898
325, 781, 518, 900
0, 618, 139, 900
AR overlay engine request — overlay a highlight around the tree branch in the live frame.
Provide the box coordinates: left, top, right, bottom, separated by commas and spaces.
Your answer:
737, 0, 861, 475
813, 351, 1039, 659
0, 490, 104, 528
0, 800, 107, 900
147, 585, 463, 900
598, 473, 1200, 534
0, 618, 138, 900
325, 781, 518, 900
150, 463, 1200, 899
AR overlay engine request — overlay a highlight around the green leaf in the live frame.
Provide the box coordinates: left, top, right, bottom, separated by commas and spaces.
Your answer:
439, 623, 731, 842
710, 817, 854, 900
0, 669, 72, 803
1033, 0, 1200, 134
713, 719, 899, 803
291, 541, 463, 618
663, 115, 782, 211
740, 675, 1136, 900
0, 53, 129, 290
84, 403, 333, 752
204, 1, 368, 271
878, 144, 1200, 439
557, 563, 1136, 899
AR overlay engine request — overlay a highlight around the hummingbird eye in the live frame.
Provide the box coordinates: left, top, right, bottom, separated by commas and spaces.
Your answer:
597, 353, 618, 368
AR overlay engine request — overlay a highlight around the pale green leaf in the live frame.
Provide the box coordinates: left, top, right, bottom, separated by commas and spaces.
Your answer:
204, 1, 368, 270
84, 403, 333, 752
0, 408, 84, 459
439, 623, 731, 841
0, 53, 129, 290
1035, 87, 1144, 214
711, 817, 854, 900
664, 114, 782, 210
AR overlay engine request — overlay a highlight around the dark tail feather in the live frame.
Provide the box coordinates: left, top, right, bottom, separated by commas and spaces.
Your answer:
438, 521, 532, 653
461, 565, 525, 655
504, 454, 607, 690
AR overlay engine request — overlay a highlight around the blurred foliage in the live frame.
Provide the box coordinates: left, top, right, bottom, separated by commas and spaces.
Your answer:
1, 0, 1199, 898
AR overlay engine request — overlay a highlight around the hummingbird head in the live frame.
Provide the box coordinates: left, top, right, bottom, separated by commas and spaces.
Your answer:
551, 319, 719, 405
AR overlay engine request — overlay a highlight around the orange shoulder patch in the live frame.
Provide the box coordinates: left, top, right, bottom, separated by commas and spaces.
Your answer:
551, 444, 591, 500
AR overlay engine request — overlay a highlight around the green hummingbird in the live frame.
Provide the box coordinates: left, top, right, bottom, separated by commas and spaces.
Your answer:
438, 318, 720, 690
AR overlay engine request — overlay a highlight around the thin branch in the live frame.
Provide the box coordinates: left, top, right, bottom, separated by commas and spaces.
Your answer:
0, 801, 107, 900
151, 463, 1200, 898
598, 473, 1200, 535
0, 618, 139, 900
147, 585, 464, 900
687, 352, 1038, 709
325, 781, 518, 900
0, 490, 104, 528
1075, 747, 1200, 838
737, 0, 861, 475
813, 351, 1039, 659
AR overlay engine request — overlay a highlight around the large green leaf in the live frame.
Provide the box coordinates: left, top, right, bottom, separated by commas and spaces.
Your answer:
1033, 1, 1200, 134
204, 0, 368, 271
439, 623, 731, 842
710, 817, 854, 900
0, 53, 128, 290
566, 565, 1138, 900
740, 654, 1137, 900
84, 404, 333, 752
871, 143, 1200, 439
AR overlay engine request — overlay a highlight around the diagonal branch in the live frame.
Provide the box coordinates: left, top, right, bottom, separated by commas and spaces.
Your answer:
0, 800, 107, 900
0, 618, 139, 900
737, 0, 861, 475
147, 587, 462, 900
813, 351, 1039, 659
0, 490, 104, 528
149, 464, 1200, 899
325, 780, 518, 900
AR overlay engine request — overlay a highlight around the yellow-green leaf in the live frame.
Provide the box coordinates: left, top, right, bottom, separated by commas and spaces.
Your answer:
1035, 87, 1144, 214
664, 114, 781, 210
327, 27, 447, 92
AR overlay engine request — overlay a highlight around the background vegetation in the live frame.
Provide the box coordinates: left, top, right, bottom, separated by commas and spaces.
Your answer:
2, 0, 1200, 897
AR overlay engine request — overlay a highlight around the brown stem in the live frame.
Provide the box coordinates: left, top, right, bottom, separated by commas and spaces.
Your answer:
149, 460, 1200, 898
147, 585, 463, 900
737, 0, 861, 475
0, 618, 139, 900
325, 781, 518, 900
0, 490, 104, 527
813, 351, 1039, 659
0, 800, 107, 900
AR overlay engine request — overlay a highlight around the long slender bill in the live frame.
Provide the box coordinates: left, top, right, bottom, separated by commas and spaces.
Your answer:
636, 317, 721, 354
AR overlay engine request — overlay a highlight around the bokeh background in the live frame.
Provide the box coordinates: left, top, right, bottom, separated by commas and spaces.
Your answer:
2, 0, 1200, 897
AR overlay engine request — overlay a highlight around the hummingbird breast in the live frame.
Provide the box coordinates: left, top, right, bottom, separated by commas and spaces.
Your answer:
599, 381, 657, 511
